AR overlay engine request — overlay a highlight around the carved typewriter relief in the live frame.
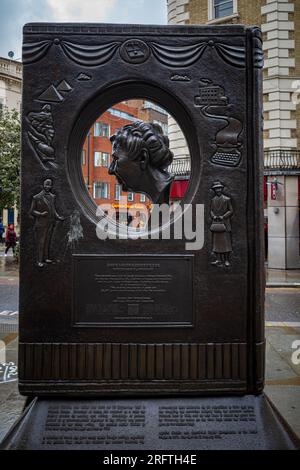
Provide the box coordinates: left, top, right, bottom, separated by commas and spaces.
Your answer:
195, 79, 243, 168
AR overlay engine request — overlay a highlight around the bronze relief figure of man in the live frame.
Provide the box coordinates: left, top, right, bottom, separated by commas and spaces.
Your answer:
108, 121, 174, 204
210, 181, 233, 267
30, 178, 64, 267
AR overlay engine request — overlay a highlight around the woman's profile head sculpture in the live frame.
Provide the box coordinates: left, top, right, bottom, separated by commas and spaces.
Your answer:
108, 120, 174, 204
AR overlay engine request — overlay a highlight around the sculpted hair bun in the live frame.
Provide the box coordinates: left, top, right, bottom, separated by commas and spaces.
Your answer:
112, 121, 174, 170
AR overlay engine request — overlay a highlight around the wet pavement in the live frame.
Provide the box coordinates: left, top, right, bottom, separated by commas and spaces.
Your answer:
0, 334, 25, 443
265, 323, 300, 439
0, 248, 299, 445
265, 288, 300, 322
266, 267, 300, 287
0, 251, 25, 442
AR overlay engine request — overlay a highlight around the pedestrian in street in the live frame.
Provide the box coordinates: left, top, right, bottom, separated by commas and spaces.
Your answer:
5, 224, 17, 256
0, 218, 4, 244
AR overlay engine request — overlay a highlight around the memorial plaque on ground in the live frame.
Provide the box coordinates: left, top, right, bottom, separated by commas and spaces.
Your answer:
19, 23, 265, 396
2, 396, 296, 450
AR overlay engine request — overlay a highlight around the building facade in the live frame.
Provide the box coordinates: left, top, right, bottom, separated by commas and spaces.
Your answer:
167, 0, 300, 269
0, 56, 22, 229
0, 56, 22, 112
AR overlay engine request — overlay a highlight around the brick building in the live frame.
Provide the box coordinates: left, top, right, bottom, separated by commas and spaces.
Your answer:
167, 0, 300, 269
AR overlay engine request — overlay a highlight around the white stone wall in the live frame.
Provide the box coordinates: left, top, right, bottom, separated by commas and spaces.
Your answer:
0, 79, 22, 111
0, 57, 22, 229
262, 1, 299, 268
167, 1, 191, 161
262, 0, 299, 149
167, 0, 190, 24
168, 115, 190, 159
0, 58, 22, 112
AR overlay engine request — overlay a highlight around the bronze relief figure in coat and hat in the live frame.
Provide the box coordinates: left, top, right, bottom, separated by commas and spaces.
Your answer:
210, 181, 233, 267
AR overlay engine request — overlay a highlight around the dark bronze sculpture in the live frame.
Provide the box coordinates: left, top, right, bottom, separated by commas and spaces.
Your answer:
108, 121, 174, 204
27, 104, 56, 167
30, 178, 64, 267
210, 181, 233, 267
3, 22, 298, 452
19, 23, 266, 398
195, 79, 243, 167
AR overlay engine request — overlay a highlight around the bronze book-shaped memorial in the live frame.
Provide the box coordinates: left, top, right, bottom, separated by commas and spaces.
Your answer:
18, 23, 264, 396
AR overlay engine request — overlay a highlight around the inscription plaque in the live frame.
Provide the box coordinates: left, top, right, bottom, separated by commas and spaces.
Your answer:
73, 255, 194, 326
2, 396, 297, 450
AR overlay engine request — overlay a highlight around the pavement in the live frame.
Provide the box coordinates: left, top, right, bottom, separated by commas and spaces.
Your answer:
0, 248, 24, 443
0, 247, 300, 445
266, 267, 300, 288
265, 323, 300, 439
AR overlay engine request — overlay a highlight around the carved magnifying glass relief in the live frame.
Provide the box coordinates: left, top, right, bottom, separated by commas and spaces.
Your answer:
81, 99, 191, 232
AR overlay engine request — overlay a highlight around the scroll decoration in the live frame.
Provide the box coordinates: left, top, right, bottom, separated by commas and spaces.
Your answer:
23, 39, 121, 66
23, 40, 52, 63
150, 41, 246, 68
253, 38, 264, 69
254, 47, 264, 68
149, 42, 208, 67
23, 38, 248, 68
60, 40, 121, 66
212, 43, 246, 69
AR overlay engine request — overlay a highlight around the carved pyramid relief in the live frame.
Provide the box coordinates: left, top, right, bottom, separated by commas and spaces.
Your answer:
37, 84, 64, 103
37, 80, 73, 103
57, 80, 72, 92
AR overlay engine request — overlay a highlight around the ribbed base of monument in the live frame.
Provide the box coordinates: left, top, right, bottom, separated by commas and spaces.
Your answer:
1, 394, 298, 450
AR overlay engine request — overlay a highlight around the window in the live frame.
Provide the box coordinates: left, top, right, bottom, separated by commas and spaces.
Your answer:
140, 193, 146, 202
109, 108, 138, 122
94, 122, 110, 137
94, 152, 110, 167
128, 192, 134, 202
115, 184, 121, 200
144, 101, 168, 115
81, 149, 86, 165
93, 182, 109, 199
212, 0, 234, 19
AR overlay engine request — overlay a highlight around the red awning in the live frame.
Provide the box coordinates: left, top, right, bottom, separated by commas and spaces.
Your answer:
170, 180, 189, 199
